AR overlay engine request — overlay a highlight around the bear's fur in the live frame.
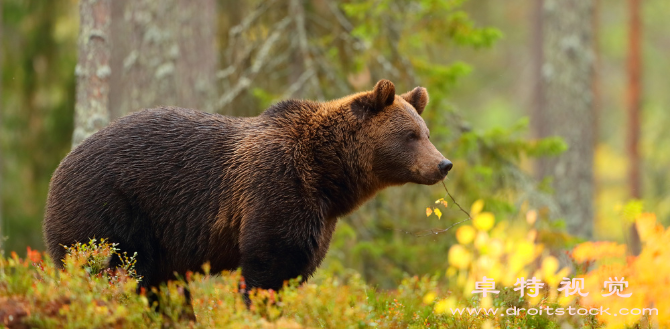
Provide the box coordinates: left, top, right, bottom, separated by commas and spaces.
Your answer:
43, 79, 451, 292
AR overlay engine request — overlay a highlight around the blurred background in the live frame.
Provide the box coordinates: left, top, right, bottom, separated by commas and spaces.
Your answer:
1, 0, 669, 288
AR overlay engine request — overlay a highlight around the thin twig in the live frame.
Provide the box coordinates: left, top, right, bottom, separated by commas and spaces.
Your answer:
217, 39, 262, 81
281, 68, 315, 99
383, 179, 471, 237
441, 180, 471, 219
387, 2, 419, 86
326, 1, 353, 32
228, 0, 278, 38
310, 44, 351, 94
226, 0, 279, 63
328, 4, 399, 80
217, 17, 292, 110
290, 0, 324, 101
413, 217, 472, 237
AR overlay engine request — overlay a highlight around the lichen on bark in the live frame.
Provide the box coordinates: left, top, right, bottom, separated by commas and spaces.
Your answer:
539, 0, 596, 238
109, 0, 219, 118
72, 0, 112, 148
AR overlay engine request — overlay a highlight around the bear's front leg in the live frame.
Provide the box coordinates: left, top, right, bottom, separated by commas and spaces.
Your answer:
239, 224, 320, 293
240, 239, 317, 292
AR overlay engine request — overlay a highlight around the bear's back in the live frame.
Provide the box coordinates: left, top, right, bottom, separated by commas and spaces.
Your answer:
44, 108, 250, 280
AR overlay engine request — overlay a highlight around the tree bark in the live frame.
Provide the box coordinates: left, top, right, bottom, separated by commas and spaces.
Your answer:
592, 0, 601, 143
109, 0, 219, 118
72, 0, 112, 148
627, 0, 642, 254
0, 0, 3, 253
531, 0, 545, 162
539, 0, 595, 238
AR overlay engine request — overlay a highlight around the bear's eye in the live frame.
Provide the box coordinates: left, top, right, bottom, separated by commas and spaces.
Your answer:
407, 132, 419, 140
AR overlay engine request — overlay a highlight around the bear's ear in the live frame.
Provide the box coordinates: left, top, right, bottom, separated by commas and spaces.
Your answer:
371, 79, 396, 109
351, 79, 396, 120
401, 87, 429, 115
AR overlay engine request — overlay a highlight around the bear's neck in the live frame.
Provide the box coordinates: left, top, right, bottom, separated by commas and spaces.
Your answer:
292, 106, 381, 219
312, 153, 380, 219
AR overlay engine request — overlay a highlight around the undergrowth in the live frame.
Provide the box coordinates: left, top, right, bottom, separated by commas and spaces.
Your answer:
1, 203, 665, 328
0, 239, 589, 328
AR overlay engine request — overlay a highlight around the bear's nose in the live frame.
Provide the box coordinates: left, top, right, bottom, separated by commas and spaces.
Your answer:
438, 159, 453, 176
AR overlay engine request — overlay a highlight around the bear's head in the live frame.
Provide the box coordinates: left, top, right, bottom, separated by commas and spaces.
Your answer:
350, 79, 452, 186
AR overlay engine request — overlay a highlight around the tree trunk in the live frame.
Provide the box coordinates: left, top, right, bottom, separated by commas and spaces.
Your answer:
0, 0, 3, 253
539, 0, 595, 238
531, 0, 545, 163
627, 0, 642, 254
591, 0, 602, 240
592, 0, 601, 143
109, 0, 219, 119
72, 0, 112, 148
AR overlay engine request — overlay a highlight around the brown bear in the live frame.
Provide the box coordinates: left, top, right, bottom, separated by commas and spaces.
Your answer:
43, 79, 452, 296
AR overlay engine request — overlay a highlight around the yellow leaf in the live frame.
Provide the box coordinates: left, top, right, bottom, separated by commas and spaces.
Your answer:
474, 231, 489, 248
526, 210, 537, 225
527, 229, 537, 241
473, 212, 495, 231
446, 266, 457, 277
557, 295, 574, 307
456, 225, 476, 244
571, 241, 626, 262
426, 207, 433, 217
516, 241, 535, 258
423, 292, 437, 304
541, 256, 559, 277
434, 297, 457, 314
636, 212, 660, 242
481, 296, 493, 308
470, 199, 484, 216
441, 200, 448, 207
434, 208, 442, 219
448, 245, 472, 269
435, 198, 444, 204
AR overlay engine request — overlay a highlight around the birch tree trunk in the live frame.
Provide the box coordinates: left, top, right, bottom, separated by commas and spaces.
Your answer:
72, 0, 112, 148
109, 0, 218, 118
539, 0, 595, 238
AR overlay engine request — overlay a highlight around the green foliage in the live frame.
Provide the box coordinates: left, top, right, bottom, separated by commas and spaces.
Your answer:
414, 60, 473, 96
250, 87, 279, 110
621, 199, 644, 223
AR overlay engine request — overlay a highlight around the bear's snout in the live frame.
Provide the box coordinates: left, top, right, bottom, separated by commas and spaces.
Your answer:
438, 159, 453, 176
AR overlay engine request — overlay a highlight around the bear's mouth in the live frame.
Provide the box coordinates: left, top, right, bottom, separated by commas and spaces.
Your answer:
413, 170, 446, 186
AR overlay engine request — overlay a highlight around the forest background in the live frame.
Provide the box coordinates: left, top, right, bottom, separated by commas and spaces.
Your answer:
1, 0, 669, 292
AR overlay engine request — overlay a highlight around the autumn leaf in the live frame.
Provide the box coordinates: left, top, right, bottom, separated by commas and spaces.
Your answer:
473, 212, 495, 231
448, 245, 471, 269
435, 198, 448, 207
434, 208, 442, 219
456, 225, 476, 244
423, 292, 437, 304
470, 199, 484, 216
426, 207, 433, 217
